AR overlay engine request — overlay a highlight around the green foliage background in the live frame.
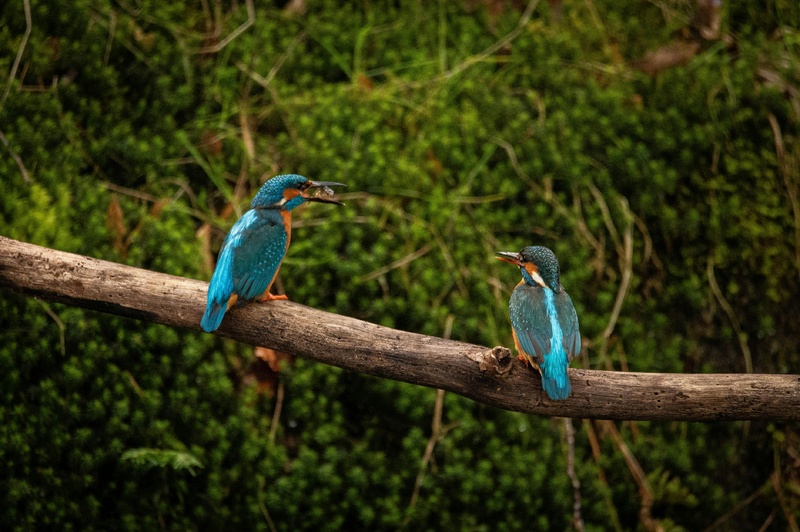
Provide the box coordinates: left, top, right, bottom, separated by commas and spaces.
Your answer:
1, 0, 799, 529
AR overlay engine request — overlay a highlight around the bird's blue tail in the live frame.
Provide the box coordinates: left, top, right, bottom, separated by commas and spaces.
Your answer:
201, 301, 227, 332
201, 243, 235, 332
540, 351, 571, 400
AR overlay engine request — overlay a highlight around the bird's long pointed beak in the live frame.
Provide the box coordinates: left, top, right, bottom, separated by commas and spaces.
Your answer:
304, 181, 346, 204
495, 251, 523, 266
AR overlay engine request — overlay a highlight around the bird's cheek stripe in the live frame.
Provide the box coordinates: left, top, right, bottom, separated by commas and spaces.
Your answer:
524, 263, 547, 287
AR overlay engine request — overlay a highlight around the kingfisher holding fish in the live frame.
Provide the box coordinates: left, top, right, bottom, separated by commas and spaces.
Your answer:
201, 174, 344, 332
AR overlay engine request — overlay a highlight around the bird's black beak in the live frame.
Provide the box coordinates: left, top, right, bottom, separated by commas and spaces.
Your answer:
304, 181, 346, 205
495, 251, 523, 266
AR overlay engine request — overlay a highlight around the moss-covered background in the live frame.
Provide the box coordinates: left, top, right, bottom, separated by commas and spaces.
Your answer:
1, 0, 799, 529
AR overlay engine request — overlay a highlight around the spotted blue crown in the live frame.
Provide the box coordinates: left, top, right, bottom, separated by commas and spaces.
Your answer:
251, 174, 311, 209
520, 245, 561, 291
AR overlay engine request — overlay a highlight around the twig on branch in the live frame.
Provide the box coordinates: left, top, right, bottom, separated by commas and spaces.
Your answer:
1, 236, 799, 421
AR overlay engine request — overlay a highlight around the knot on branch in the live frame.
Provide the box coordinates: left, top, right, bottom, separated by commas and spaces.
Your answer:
477, 346, 513, 377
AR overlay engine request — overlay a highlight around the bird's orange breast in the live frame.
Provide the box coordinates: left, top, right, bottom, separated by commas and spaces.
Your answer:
280, 210, 292, 250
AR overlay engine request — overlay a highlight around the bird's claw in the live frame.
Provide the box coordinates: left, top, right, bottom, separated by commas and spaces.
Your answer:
260, 292, 288, 302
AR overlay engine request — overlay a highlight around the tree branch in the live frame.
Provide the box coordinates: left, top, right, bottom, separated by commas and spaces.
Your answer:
1, 236, 799, 421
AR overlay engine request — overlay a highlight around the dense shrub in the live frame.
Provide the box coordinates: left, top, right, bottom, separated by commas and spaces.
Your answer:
1, 1, 798, 529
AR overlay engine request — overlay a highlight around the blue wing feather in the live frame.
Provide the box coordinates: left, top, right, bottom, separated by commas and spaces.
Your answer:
509, 285, 551, 362
555, 287, 581, 361
231, 210, 288, 301
201, 209, 288, 332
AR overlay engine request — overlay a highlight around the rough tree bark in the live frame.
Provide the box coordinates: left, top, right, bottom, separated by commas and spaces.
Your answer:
1, 236, 798, 421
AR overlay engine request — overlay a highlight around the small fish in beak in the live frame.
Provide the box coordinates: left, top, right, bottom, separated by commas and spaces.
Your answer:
304, 181, 346, 205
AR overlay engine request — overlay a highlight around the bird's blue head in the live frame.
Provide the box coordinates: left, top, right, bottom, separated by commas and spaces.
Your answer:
250, 174, 346, 211
496, 245, 561, 291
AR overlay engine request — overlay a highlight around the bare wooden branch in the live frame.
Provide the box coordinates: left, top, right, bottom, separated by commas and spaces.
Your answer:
1, 236, 799, 421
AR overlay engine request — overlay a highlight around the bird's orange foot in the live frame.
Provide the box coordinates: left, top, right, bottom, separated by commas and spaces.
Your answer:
259, 292, 288, 302
517, 354, 529, 365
